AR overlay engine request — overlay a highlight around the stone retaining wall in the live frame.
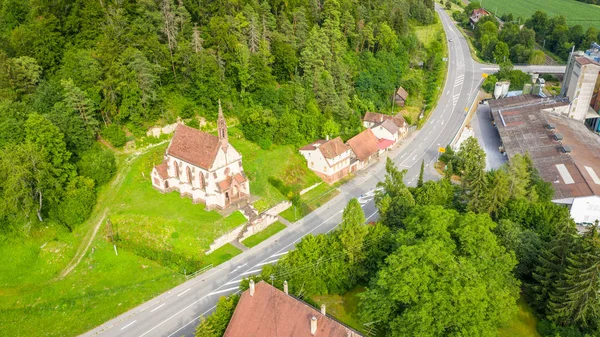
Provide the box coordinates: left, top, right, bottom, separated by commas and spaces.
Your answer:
205, 223, 246, 254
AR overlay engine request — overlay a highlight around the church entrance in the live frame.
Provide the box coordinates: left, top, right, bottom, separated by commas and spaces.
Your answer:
225, 192, 230, 205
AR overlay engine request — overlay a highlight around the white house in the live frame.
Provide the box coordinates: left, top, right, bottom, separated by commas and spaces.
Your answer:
299, 137, 352, 184
371, 119, 400, 147
151, 102, 250, 210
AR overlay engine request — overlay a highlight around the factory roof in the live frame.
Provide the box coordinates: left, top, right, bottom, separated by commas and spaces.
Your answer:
490, 96, 600, 200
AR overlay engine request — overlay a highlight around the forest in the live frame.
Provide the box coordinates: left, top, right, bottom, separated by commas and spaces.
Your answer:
0, 0, 441, 235
453, 1, 600, 63
198, 138, 599, 337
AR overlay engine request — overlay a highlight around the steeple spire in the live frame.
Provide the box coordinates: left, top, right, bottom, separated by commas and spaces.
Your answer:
217, 99, 229, 152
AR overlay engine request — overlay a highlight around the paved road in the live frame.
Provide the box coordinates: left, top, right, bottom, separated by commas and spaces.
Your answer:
81, 5, 502, 337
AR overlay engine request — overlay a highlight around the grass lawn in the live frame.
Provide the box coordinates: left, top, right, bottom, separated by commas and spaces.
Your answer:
0, 234, 183, 337
227, 127, 321, 212
280, 183, 341, 222
499, 297, 541, 337
0, 124, 323, 337
112, 143, 247, 259
202, 243, 242, 266
310, 286, 369, 335
241, 222, 287, 248
481, 0, 600, 31
414, 19, 443, 48
0, 141, 246, 337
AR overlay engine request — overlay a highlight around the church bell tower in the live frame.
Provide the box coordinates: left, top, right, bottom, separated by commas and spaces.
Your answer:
217, 99, 229, 152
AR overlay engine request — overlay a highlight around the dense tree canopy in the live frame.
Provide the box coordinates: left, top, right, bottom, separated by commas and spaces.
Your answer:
0, 0, 443, 233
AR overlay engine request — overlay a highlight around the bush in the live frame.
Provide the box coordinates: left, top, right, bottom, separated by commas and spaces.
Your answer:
102, 124, 127, 147
186, 118, 200, 129
482, 75, 498, 93
55, 176, 96, 229
77, 147, 117, 186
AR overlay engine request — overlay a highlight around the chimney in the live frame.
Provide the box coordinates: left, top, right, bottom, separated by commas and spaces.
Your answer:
310, 316, 317, 335
326, 135, 330, 141
283, 281, 288, 295
249, 279, 255, 297
321, 304, 326, 316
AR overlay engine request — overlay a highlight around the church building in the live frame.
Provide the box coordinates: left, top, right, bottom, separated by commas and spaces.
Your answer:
151, 102, 250, 210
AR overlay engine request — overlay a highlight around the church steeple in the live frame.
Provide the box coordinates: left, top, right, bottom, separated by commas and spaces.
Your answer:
217, 99, 229, 152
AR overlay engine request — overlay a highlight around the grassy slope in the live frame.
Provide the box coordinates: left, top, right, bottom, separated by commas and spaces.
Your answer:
227, 127, 321, 212
279, 182, 341, 222
412, 16, 449, 128
241, 221, 287, 248
112, 144, 246, 256
0, 126, 320, 336
499, 297, 541, 337
482, 0, 600, 31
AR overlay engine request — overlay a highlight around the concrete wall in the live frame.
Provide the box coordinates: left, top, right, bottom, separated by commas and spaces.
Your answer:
265, 201, 292, 216
206, 223, 246, 254
240, 213, 278, 241
300, 183, 322, 196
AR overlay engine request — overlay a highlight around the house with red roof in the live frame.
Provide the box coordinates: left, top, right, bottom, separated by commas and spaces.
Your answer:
347, 129, 381, 171
150, 101, 249, 210
224, 280, 363, 337
299, 137, 353, 184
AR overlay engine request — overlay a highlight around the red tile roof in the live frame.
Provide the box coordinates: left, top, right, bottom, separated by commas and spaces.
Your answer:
318, 137, 350, 159
167, 124, 221, 170
363, 112, 390, 124
377, 138, 395, 150
223, 281, 363, 337
395, 87, 408, 100
154, 162, 169, 179
364, 112, 406, 129
217, 173, 247, 192
299, 138, 350, 159
347, 129, 379, 162
393, 113, 407, 129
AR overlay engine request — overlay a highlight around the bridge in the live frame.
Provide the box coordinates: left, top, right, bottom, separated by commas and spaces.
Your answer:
480, 64, 567, 74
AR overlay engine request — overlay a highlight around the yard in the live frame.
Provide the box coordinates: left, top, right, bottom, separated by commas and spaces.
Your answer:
480, 0, 600, 31
227, 127, 322, 212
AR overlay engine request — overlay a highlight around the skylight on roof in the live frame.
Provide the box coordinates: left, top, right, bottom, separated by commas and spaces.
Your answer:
556, 164, 575, 184
585, 166, 600, 185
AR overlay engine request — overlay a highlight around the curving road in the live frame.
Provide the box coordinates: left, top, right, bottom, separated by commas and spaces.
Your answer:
82, 5, 560, 337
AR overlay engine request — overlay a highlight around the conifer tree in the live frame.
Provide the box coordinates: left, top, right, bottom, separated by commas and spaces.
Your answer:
417, 159, 424, 187
531, 221, 578, 314
547, 223, 600, 327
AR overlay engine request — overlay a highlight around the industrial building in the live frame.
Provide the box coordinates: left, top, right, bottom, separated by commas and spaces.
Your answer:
489, 95, 600, 226
561, 45, 600, 132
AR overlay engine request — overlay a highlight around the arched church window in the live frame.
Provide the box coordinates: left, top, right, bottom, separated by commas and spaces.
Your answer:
187, 166, 193, 185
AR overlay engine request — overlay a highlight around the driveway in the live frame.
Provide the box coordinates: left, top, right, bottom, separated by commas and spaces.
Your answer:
471, 103, 507, 170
